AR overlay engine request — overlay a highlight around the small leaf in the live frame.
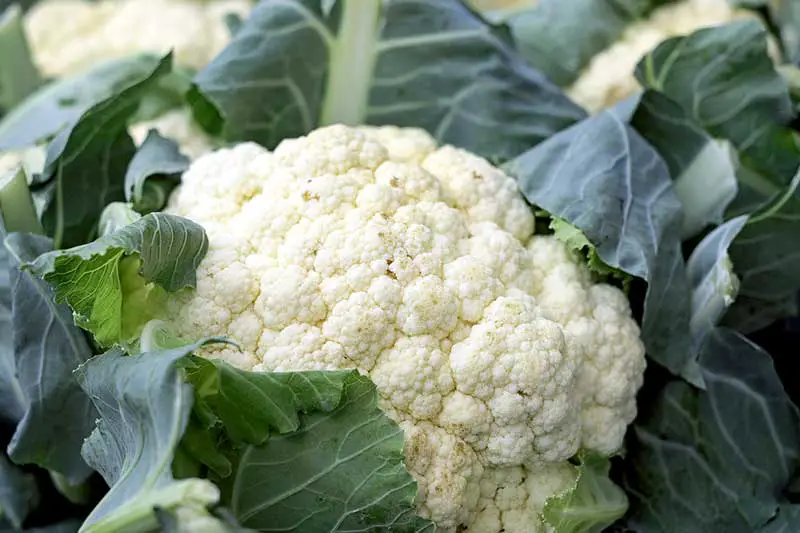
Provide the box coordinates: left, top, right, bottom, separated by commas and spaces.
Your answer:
28, 213, 209, 347
543, 454, 628, 533
124, 130, 189, 213
182, 357, 351, 443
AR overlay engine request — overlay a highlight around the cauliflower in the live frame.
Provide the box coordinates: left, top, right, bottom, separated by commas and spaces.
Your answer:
23, 0, 253, 158
567, 0, 772, 112
24, 0, 251, 77
159, 124, 646, 532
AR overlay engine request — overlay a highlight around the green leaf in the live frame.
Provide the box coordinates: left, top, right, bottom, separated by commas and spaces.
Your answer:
0, 454, 38, 529
683, 216, 748, 381
0, 54, 163, 153
183, 358, 351, 444
37, 54, 173, 249
635, 20, 800, 186
4, 233, 95, 483
543, 454, 628, 533
0, 4, 42, 111
505, 111, 693, 381
174, 356, 432, 531
191, 0, 585, 162
74, 341, 226, 533
224, 372, 431, 531
124, 130, 188, 214
549, 217, 631, 285
615, 91, 739, 239
622, 328, 800, 532
488, 0, 674, 87
27, 212, 208, 347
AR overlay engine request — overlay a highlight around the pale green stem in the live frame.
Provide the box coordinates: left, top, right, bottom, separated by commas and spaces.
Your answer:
319, 0, 382, 126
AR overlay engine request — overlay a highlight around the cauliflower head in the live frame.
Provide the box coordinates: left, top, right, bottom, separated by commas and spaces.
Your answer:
24, 0, 251, 77
567, 0, 771, 112
160, 124, 646, 532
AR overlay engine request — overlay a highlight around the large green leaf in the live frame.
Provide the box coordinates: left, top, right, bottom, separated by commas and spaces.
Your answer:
504, 111, 693, 381
178, 357, 433, 532
0, 54, 163, 153
4, 233, 95, 483
622, 328, 800, 532
36, 54, 173, 249
28, 212, 208, 347
75, 341, 226, 533
191, 0, 585, 162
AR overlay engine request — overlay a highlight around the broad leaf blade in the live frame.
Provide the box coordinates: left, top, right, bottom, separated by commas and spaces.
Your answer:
623, 328, 800, 532
505, 111, 692, 379
28, 212, 209, 347
227, 371, 433, 532
75, 341, 223, 533
4, 232, 95, 483
192, 0, 585, 162
38, 54, 174, 248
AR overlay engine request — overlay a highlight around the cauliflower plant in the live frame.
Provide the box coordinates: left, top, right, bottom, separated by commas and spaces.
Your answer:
567, 0, 771, 112
155, 124, 647, 532
22, 0, 252, 158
